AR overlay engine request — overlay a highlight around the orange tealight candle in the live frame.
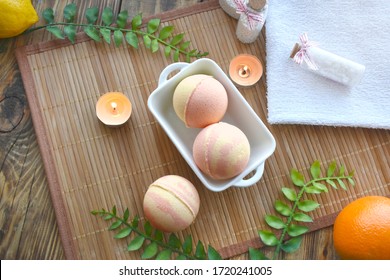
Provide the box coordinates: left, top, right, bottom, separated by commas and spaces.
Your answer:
96, 92, 132, 126
229, 54, 263, 87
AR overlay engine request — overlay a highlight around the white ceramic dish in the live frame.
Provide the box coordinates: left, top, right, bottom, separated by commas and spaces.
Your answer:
147, 58, 276, 192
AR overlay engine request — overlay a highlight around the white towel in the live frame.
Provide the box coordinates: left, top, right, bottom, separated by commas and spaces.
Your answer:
266, 0, 390, 129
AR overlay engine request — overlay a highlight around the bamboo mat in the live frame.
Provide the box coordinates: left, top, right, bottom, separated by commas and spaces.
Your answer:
16, 0, 390, 259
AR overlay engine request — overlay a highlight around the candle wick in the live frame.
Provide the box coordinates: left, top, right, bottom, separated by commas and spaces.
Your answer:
242, 65, 248, 75
111, 102, 118, 114
238, 65, 251, 78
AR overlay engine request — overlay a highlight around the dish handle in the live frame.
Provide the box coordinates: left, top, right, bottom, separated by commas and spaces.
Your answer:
158, 62, 189, 86
233, 163, 265, 188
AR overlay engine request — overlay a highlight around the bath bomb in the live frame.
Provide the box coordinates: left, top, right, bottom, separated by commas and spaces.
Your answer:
173, 74, 228, 128
143, 175, 200, 232
193, 122, 250, 180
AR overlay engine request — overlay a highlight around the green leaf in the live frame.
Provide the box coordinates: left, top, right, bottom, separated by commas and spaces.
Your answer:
282, 187, 297, 201
64, 25, 76, 43
297, 200, 320, 212
156, 249, 171, 260
142, 242, 158, 259
131, 216, 139, 228
280, 236, 303, 253
248, 248, 269, 260
108, 220, 122, 230
170, 33, 184, 46
176, 254, 187, 260
84, 26, 101, 42
291, 169, 305, 187
159, 25, 174, 40
154, 230, 163, 242
131, 14, 142, 30
114, 30, 123, 47
258, 230, 279, 247
144, 221, 152, 236
168, 233, 181, 249
312, 182, 328, 193
173, 49, 179, 62
143, 35, 151, 49
180, 41, 190, 51
147, 18, 160, 34
265, 215, 285, 230
188, 49, 197, 55
274, 200, 292, 216
164, 46, 171, 57
199, 51, 209, 58
102, 7, 114, 26
114, 227, 132, 239
86, 7, 99, 24
64, 3, 77, 23
151, 39, 159, 53
46, 26, 65, 39
103, 214, 113, 220
125, 32, 138, 49
287, 224, 309, 237
182, 235, 193, 254
348, 177, 355, 186
207, 245, 222, 260
305, 185, 323, 194
310, 161, 321, 179
127, 235, 145, 251
123, 208, 130, 222
111, 206, 117, 216
326, 179, 338, 189
43, 8, 55, 24
327, 161, 337, 177
339, 165, 345, 176
117, 10, 128, 29
100, 28, 111, 44
292, 212, 313, 223
337, 178, 348, 190
195, 241, 206, 259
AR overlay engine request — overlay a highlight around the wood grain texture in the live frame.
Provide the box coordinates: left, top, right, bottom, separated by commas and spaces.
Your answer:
0, 0, 144, 260
1, 0, 388, 260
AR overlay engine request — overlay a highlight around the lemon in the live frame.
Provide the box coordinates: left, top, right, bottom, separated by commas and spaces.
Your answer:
0, 0, 39, 38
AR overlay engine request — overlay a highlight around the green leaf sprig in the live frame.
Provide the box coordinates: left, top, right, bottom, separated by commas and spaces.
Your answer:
27, 4, 208, 62
91, 206, 222, 260
249, 160, 355, 260
92, 160, 355, 260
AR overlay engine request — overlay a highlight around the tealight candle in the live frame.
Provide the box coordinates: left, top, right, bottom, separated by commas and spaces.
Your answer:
229, 54, 263, 86
96, 92, 132, 126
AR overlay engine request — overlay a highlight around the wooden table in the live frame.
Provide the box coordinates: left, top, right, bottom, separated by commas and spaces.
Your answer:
0, 0, 339, 260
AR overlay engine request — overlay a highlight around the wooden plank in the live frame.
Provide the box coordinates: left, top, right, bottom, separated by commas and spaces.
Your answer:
0, 0, 135, 260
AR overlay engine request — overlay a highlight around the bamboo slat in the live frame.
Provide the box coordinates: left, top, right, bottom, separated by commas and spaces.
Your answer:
15, 1, 390, 259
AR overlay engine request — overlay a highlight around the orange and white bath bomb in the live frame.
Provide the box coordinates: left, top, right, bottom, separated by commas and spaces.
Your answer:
143, 175, 200, 232
193, 122, 250, 180
173, 74, 228, 128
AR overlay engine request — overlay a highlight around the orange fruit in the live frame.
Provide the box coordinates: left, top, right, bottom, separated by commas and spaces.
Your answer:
333, 196, 390, 260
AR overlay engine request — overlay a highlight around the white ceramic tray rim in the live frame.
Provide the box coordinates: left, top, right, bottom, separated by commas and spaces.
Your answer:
148, 58, 276, 192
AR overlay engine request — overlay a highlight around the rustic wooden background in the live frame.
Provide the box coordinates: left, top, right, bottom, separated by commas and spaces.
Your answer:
0, 0, 341, 259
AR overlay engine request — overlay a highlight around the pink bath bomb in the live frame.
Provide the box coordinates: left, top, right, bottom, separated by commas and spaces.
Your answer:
193, 122, 250, 180
173, 74, 228, 128
143, 175, 200, 232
